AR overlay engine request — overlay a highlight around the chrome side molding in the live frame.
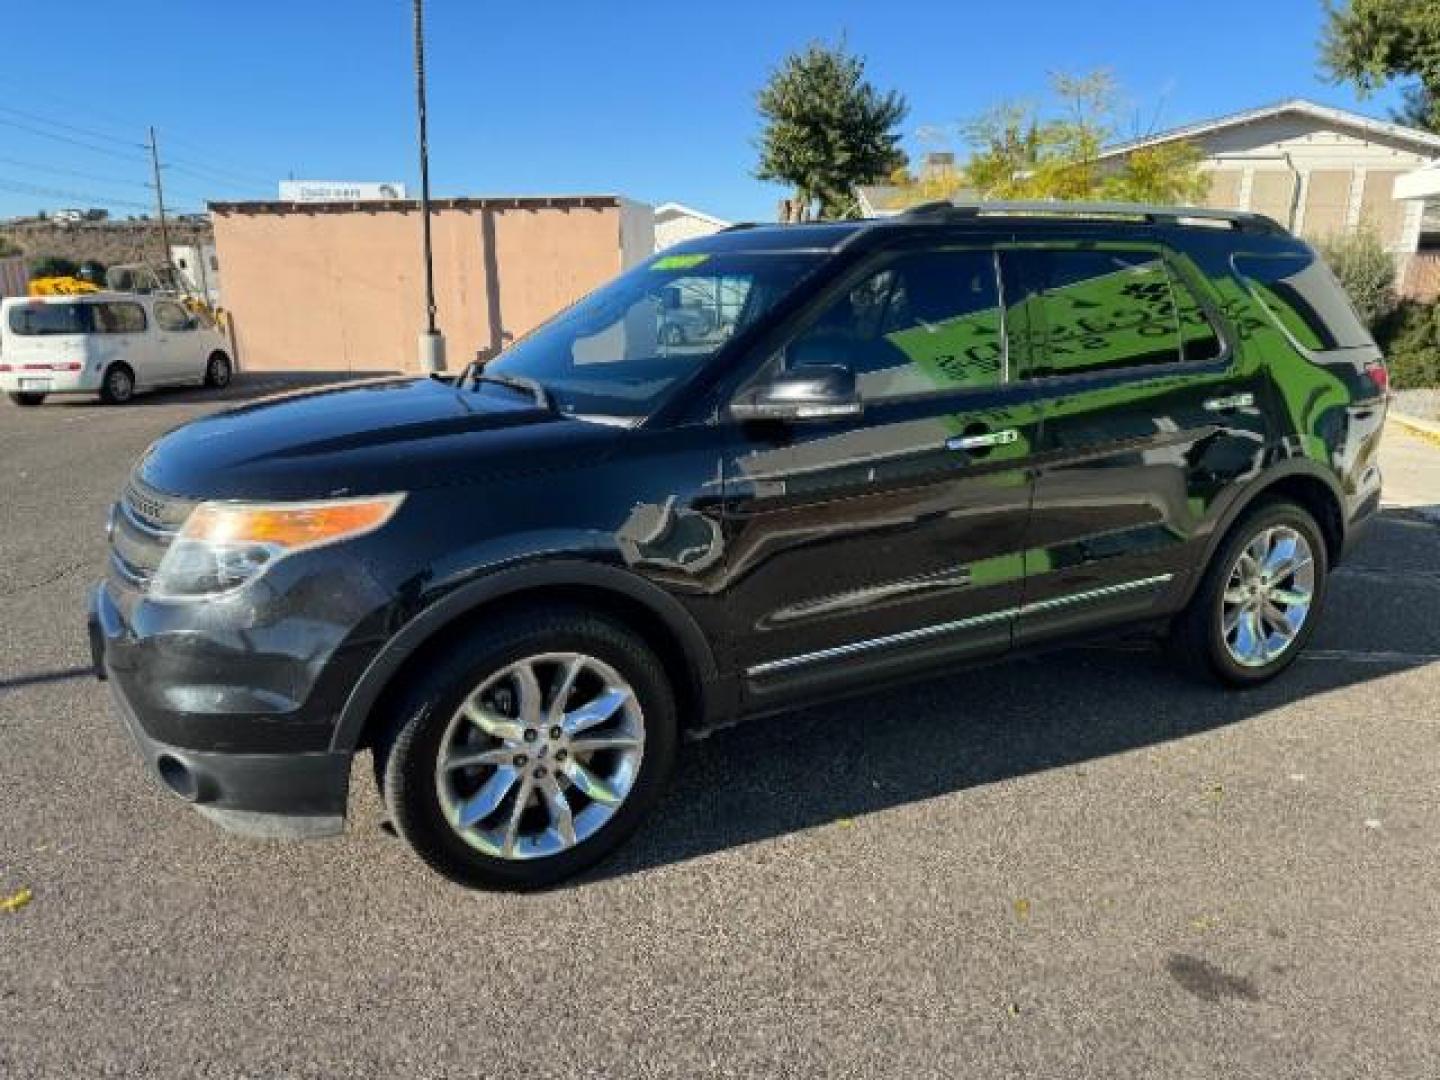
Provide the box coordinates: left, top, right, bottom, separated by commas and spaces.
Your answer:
747, 572, 1174, 677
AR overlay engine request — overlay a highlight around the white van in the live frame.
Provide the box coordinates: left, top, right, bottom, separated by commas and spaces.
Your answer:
0, 293, 232, 407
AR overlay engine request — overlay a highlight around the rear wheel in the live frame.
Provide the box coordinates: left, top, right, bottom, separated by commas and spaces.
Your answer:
7, 391, 45, 407
376, 607, 678, 890
1169, 500, 1328, 686
204, 351, 232, 389
99, 364, 135, 405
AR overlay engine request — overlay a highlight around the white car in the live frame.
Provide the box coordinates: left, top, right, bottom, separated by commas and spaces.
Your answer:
0, 293, 232, 407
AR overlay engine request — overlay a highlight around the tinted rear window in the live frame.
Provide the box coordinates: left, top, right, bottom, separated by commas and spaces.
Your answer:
1232, 252, 1372, 351
8, 302, 91, 336
92, 301, 147, 333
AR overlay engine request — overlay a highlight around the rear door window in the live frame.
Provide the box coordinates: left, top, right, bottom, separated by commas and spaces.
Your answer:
1002, 249, 1188, 378
1232, 252, 1372, 352
92, 301, 147, 334
8, 302, 91, 336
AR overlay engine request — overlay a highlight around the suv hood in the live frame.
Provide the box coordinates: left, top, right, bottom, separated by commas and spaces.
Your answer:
137, 376, 626, 500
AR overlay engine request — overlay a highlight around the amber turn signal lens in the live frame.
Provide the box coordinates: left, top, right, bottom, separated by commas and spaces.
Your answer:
180, 495, 405, 551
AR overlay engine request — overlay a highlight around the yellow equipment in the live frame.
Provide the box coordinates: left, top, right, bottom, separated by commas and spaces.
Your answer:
28, 276, 102, 296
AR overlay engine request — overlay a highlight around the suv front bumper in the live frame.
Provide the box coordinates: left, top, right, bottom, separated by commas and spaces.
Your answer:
89, 583, 352, 839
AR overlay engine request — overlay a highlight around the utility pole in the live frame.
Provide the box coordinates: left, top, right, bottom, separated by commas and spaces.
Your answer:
413, 0, 444, 372
147, 126, 172, 270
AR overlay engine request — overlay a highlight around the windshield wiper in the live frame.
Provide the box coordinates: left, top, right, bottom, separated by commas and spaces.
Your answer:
454, 361, 553, 411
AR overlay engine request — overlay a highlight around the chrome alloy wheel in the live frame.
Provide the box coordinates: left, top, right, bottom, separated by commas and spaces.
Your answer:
1221, 525, 1316, 668
435, 653, 645, 860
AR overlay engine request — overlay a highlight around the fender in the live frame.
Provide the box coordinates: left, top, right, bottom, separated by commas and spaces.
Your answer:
329, 558, 721, 752
1179, 455, 1347, 607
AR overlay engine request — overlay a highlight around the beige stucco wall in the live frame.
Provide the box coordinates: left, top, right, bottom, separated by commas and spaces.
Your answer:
212, 201, 627, 372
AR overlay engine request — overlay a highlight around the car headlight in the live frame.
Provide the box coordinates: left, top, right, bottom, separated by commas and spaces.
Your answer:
151, 493, 405, 600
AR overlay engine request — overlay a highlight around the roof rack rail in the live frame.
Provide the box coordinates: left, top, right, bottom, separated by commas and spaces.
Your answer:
901, 199, 1286, 235
719, 221, 760, 232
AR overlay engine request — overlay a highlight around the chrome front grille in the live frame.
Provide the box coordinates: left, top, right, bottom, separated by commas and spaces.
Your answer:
109, 474, 196, 590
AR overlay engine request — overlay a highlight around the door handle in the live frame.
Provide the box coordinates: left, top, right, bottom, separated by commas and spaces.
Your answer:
1203, 392, 1254, 412
946, 428, 1019, 452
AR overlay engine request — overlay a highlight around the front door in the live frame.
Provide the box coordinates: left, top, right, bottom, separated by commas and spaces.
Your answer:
998, 241, 1272, 644
719, 245, 1042, 707
151, 299, 200, 383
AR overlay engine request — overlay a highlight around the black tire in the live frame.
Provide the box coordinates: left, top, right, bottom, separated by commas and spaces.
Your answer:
7, 391, 46, 407
1168, 499, 1329, 687
99, 363, 135, 405
204, 351, 232, 389
376, 606, 678, 890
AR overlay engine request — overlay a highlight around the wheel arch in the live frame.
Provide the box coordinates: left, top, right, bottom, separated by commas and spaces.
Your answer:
1183, 460, 1346, 607
331, 560, 721, 753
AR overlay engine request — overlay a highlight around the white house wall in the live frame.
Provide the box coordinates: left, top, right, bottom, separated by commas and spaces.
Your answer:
654, 212, 727, 251
1188, 114, 1433, 251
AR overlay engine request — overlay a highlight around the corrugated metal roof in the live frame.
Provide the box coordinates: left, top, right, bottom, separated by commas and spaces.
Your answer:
208, 194, 623, 215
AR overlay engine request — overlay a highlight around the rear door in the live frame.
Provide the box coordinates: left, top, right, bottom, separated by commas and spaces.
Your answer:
720, 244, 1043, 706
999, 240, 1270, 644
89, 300, 149, 384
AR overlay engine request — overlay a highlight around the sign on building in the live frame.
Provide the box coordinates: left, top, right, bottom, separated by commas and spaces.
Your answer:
278, 181, 407, 203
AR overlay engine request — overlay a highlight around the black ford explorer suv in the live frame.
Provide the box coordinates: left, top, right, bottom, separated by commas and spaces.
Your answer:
90, 201, 1388, 889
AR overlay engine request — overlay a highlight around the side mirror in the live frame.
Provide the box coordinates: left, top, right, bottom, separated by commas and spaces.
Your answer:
730, 364, 863, 423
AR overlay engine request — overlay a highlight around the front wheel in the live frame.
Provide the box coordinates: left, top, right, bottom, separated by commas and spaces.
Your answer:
377, 607, 678, 889
7, 391, 46, 407
204, 351, 232, 389
1169, 499, 1328, 686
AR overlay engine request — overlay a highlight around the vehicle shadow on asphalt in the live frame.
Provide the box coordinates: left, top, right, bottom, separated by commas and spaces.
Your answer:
592, 507, 1439, 884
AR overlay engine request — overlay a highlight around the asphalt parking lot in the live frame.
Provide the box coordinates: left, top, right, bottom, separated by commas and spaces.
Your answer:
3, 377, 1439, 1078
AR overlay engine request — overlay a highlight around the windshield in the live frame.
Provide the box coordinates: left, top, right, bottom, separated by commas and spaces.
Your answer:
484, 250, 823, 418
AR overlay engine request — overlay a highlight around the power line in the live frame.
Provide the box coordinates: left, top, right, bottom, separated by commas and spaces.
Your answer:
0, 175, 155, 211
0, 154, 151, 191
0, 102, 269, 191
0, 116, 148, 163
0, 70, 276, 190
165, 161, 263, 193
0, 104, 144, 149
162, 138, 276, 185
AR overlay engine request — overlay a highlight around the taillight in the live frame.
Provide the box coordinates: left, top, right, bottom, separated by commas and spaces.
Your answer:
1364, 359, 1389, 394
0, 363, 11, 372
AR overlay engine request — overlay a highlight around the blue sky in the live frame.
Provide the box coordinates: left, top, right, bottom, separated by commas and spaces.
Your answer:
0, 0, 1408, 224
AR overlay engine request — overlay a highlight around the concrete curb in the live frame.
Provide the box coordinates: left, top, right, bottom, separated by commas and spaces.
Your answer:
1389, 410, 1440, 448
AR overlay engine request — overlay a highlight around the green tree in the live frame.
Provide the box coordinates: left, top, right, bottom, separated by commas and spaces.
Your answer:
1322, 0, 1440, 131
1316, 225, 1395, 328
29, 255, 80, 278
959, 71, 1209, 204
755, 41, 908, 221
